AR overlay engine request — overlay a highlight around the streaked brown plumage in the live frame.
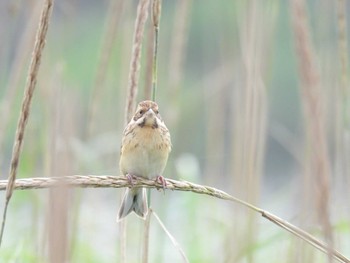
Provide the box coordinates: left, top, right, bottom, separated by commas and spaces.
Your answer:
117, 100, 171, 221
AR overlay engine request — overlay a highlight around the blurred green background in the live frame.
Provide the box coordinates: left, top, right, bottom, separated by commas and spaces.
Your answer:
0, 0, 349, 262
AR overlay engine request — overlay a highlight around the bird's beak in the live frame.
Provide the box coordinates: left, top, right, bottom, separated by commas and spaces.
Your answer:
143, 109, 157, 127
145, 109, 155, 117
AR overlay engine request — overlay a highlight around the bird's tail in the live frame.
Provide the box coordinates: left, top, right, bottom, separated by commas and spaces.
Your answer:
117, 188, 148, 221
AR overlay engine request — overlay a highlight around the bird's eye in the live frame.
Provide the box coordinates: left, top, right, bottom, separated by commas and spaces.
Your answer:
155, 110, 159, 114
139, 110, 144, 115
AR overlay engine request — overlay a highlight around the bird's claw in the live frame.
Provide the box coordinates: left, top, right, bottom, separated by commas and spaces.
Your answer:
126, 173, 138, 187
155, 175, 167, 193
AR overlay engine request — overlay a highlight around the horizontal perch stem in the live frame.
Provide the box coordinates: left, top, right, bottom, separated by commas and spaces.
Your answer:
0, 175, 348, 263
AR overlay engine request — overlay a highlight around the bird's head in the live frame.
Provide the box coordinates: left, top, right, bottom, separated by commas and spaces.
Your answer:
133, 100, 162, 128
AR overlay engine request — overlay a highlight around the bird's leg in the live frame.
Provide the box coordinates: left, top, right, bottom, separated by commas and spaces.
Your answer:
126, 173, 138, 187
155, 175, 167, 192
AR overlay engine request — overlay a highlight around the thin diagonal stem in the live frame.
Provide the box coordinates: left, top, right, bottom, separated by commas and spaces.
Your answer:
0, 0, 54, 247
0, 175, 348, 263
151, 209, 189, 263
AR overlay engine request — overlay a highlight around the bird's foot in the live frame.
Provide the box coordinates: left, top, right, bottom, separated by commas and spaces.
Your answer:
126, 173, 138, 187
155, 175, 167, 193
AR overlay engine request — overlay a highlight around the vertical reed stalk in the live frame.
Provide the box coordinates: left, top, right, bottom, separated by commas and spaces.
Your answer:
151, 0, 161, 101
142, 211, 152, 263
141, 1, 161, 262
291, 0, 334, 261
143, 26, 154, 100
0, 0, 54, 247
119, 218, 127, 263
121, 0, 150, 262
230, 1, 268, 261
45, 65, 72, 263
124, 0, 150, 122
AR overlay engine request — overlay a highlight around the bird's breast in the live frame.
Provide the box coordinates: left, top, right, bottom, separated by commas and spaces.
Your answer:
120, 126, 171, 178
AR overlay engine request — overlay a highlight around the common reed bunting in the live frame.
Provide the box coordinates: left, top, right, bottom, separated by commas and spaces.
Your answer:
117, 100, 172, 221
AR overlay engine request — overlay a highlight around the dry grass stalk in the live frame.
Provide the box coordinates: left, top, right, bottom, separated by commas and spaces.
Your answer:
0, 0, 54, 247
151, 210, 189, 263
122, 1, 150, 261
231, 1, 268, 260
48, 187, 69, 263
151, 0, 161, 101
291, 0, 334, 260
87, 0, 125, 137
125, 0, 151, 122
46, 69, 72, 263
0, 175, 348, 263
143, 26, 154, 100
142, 210, 152, 263
140, 1, 163, 261
152, 0, 161, 28
119, 218, 127, 263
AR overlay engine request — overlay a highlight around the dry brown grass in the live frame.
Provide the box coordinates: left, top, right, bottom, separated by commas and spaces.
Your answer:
143, 26, 154, 100
0, 0, 54, 247
150, 0, 161, 101
142, 211, 152, 263
230, 1, 269, 261
1, 1, 348, 262
0, 175, 348, 263
122, 1, 151, 262
45, 66, 76, 263
124, 0, 151, 123
291, 0, 333, 261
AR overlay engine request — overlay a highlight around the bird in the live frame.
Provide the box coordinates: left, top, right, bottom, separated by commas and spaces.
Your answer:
117, 100, 171, 221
